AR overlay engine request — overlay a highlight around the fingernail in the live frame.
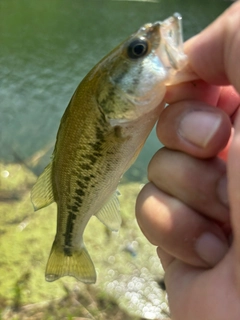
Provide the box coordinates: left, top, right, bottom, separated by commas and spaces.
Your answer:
195, 232, 228, 266
217, 175, 229, 206
179, 111, 222, 147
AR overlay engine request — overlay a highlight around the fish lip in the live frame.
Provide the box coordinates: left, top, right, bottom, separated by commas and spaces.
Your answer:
159, 13, 184, 48
154, 13, 199, 85
156, 13, 188, 71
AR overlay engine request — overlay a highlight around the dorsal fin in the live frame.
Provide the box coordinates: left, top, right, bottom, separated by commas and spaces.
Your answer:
95, 190, 121, 231
31, 161, 55, 211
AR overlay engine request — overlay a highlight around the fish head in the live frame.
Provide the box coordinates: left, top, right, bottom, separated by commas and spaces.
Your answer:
96, 13, 197, 124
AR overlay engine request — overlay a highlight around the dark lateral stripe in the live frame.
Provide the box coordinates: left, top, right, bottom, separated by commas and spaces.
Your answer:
81, 163, 92, 170
64, 246, 72, 256
64, 209, 77, 251
76, 180, 87, 189
74, 196, 82, 204
76, 189, 85, 197
85, 154, 97, 164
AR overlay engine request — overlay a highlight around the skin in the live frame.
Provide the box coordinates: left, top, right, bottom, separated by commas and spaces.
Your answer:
136, 2, 240, 319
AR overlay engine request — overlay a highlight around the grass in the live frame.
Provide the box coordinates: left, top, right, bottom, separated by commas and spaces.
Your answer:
0, 162, 169, 319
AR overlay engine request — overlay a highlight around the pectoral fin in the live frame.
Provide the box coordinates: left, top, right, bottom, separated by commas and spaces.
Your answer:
31, 161, 55, 211
95, 190, 121, 231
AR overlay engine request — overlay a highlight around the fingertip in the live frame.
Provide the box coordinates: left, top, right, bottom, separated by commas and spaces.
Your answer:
195, 232, 229, 267
178, 110, 222, 148
157, 101, 232, 159
135, 183, 164, 246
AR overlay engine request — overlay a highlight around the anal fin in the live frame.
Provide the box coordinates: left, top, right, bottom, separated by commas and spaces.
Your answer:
95, 190, 121, 231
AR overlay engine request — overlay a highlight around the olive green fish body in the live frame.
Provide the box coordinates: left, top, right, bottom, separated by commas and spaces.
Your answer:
31, 13, 198, 283
48, 84, 158, 282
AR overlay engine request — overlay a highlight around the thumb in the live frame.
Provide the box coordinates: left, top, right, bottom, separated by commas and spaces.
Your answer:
185, 1, 240, 92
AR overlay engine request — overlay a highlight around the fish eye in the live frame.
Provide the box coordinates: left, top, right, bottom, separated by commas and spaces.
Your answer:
127, 38, 149, 59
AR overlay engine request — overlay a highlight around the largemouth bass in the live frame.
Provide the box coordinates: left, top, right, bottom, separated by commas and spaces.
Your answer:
31, 13, 196, 283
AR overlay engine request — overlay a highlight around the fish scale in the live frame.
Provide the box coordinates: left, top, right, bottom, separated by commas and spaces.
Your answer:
57, 115, 124, 237
31, 13, 198, 283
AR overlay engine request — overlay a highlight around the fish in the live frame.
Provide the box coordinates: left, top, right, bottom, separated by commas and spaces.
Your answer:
31, 13, 197, 283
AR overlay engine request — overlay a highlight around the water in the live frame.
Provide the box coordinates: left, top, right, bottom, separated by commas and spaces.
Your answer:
0, 0, 231, 180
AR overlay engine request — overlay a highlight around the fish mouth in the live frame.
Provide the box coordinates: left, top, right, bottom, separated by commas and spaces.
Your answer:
156, 13, 198, 85
155, 13, 187, 70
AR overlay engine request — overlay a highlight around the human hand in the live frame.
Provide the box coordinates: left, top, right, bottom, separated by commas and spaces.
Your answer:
136, 2, 240, 319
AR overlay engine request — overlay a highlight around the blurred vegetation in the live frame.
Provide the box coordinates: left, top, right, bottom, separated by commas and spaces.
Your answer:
0, 160, 169, 319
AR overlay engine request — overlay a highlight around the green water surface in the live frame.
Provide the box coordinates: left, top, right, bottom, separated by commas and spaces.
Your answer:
0, 0, 230, 180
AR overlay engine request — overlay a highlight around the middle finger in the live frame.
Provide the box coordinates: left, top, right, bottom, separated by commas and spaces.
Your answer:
148, 147, 229, 223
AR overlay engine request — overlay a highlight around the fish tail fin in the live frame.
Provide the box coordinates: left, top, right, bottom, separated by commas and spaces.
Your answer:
45, 241, 96, 283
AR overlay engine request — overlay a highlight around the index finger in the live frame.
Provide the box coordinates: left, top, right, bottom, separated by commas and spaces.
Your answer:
165, 82, 240, 119
165, 1, 240, 115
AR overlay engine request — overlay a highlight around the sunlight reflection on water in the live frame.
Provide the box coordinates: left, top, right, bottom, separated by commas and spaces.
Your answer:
105, 265, 169, 319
